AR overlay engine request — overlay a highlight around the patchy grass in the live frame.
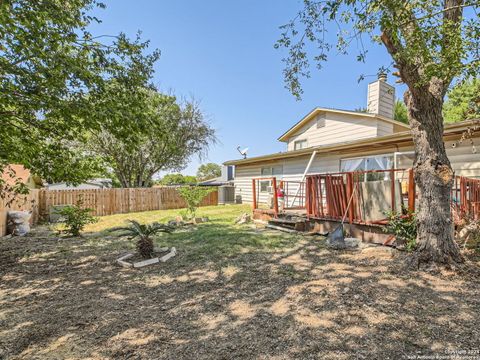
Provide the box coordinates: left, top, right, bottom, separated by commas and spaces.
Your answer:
1, 205, 480, 359
85, 204, 252, 232
82, 204, 298, 263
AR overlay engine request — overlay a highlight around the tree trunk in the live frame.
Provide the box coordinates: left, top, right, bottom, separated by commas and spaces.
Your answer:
405, 89, 463, 265
137, 236, 154, 259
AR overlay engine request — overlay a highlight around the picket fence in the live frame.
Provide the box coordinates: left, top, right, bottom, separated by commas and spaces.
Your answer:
0, 187, 218, 236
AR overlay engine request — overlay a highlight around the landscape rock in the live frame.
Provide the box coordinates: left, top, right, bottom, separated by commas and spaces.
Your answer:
235, 213, 251, 225
133, 257, 160, 268
116, 253, 134, 268
159, 247, 177, 262
154, 247, 169, 253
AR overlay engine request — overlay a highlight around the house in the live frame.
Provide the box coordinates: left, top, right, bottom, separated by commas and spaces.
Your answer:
197, 166, 235, 186
1, 164, 43, 189
45, 178, 112, 190
224, 75, 480, 207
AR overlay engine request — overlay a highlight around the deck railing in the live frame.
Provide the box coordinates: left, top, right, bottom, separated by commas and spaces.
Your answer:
252, 170, 480, 223
305, 169, 414, 224
453, 176, 480, 221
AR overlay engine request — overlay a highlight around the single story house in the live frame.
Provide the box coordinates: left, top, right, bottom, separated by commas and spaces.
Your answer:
1, 164, 43, 189
45, 178, 112, 190
224, 75, 480, 206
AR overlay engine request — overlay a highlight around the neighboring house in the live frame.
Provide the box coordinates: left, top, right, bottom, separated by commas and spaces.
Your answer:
1, 164, 43, 189
224, 75, 480, 205
198, 166, 235, 186
45, 178, 112, 190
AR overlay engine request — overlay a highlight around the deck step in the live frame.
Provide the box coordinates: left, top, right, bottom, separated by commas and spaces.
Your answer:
268, 218, 308, 232
269, 218, 298, 225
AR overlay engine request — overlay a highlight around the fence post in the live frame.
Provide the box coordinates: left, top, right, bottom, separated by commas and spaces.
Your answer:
305, 177, 311, 217
390, 169, 396, 213
408, 168, 415, 213
346, 172, 354, 224
272, 177, 278, 217
252, 179, 257, 210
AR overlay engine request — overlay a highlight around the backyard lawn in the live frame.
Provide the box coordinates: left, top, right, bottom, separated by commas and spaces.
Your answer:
1, 204, 479, 359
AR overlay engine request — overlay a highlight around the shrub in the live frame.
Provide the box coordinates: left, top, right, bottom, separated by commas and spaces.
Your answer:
384, 210, 417, 251
177, 186, 215, 219
110, 220, 172, 259
55, 201, 98, 236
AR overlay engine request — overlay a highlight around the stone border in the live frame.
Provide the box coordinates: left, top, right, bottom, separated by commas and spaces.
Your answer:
116, 247, 177, 268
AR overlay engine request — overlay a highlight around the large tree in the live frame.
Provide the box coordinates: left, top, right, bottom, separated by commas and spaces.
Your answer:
0, 0, 159, 186
276, 0, 480, 266
443, 78, 480, 123
196, 163, 222, 181
87, 87, 216, 188
157, 174, 197, 186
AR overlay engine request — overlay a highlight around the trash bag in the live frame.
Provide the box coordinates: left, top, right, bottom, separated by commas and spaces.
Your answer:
7, 211, 32, 236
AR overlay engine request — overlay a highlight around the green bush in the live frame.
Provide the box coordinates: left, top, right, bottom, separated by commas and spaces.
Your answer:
384, 210, 417, 251
56, 202, 98, 236
177, 186, 215, 219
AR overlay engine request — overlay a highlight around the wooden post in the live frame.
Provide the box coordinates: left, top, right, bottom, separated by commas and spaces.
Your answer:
408, 168, 415, 213
305, 177, 311, 217
272, 177, 279, 217
390, 169, 396, 213
346, 172, 354, 224
252, 179, 257, 210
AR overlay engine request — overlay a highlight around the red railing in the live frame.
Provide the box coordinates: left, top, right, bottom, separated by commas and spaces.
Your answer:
305, 169, 415, 224
281, 180, 306, 210
252, 171, 480, 224
252, 177, 279, 216
251, 177, 306, 217
453, 176, 480, 220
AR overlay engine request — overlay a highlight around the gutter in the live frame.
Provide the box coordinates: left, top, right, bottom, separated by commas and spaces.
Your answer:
224, 120, 478, 167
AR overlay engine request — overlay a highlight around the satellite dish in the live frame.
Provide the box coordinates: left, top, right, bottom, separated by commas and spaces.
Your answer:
237, 146, 249, 159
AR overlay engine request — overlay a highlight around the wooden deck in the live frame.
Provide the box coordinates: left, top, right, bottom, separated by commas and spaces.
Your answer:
252, 169, 480, 226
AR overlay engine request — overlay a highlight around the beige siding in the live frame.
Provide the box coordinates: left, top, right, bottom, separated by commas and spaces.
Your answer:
234, 139, 480, 204
367, 80, 395, 119
445, 139, 480, 177
286, 113, 378, 151
377, 120, 394, 137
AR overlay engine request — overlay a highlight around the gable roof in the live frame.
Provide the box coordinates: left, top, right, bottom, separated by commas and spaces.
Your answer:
277, 107, 410, 142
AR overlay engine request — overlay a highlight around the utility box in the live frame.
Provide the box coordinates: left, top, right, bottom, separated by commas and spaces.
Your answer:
218, 185, 235, 205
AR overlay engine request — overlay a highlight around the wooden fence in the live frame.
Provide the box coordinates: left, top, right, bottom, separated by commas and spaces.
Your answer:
0, 187, 218, 236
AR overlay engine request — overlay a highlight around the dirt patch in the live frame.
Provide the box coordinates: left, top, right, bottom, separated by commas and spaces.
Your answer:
0, 226, 479, 359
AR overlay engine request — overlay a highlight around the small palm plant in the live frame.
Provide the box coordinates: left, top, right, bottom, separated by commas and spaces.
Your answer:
111, 220, 172, 259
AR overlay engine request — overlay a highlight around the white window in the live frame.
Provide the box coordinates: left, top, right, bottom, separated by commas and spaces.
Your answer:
294, 140, 307, 150
340, 154, 394, 181
261, 166, 283, 176
259, 166, 282, 192
260, 180, 270, 192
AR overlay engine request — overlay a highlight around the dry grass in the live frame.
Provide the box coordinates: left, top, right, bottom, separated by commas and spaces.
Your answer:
1, 204, 479, 359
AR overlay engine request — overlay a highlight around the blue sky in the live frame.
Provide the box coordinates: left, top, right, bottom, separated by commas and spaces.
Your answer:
90, 0, 405, 176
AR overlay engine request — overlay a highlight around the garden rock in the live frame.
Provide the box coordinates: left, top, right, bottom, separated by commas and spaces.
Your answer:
116, 253, 134, 268
193, 217, 208, 224
7, 211, 32, 236
235, 213, 251, 225
160, 247, 177, 262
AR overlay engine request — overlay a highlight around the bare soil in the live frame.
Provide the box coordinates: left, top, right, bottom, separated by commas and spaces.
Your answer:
1, 226, 479, 359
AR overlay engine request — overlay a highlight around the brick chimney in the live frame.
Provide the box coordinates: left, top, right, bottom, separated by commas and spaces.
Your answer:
367, 73, 395, 119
